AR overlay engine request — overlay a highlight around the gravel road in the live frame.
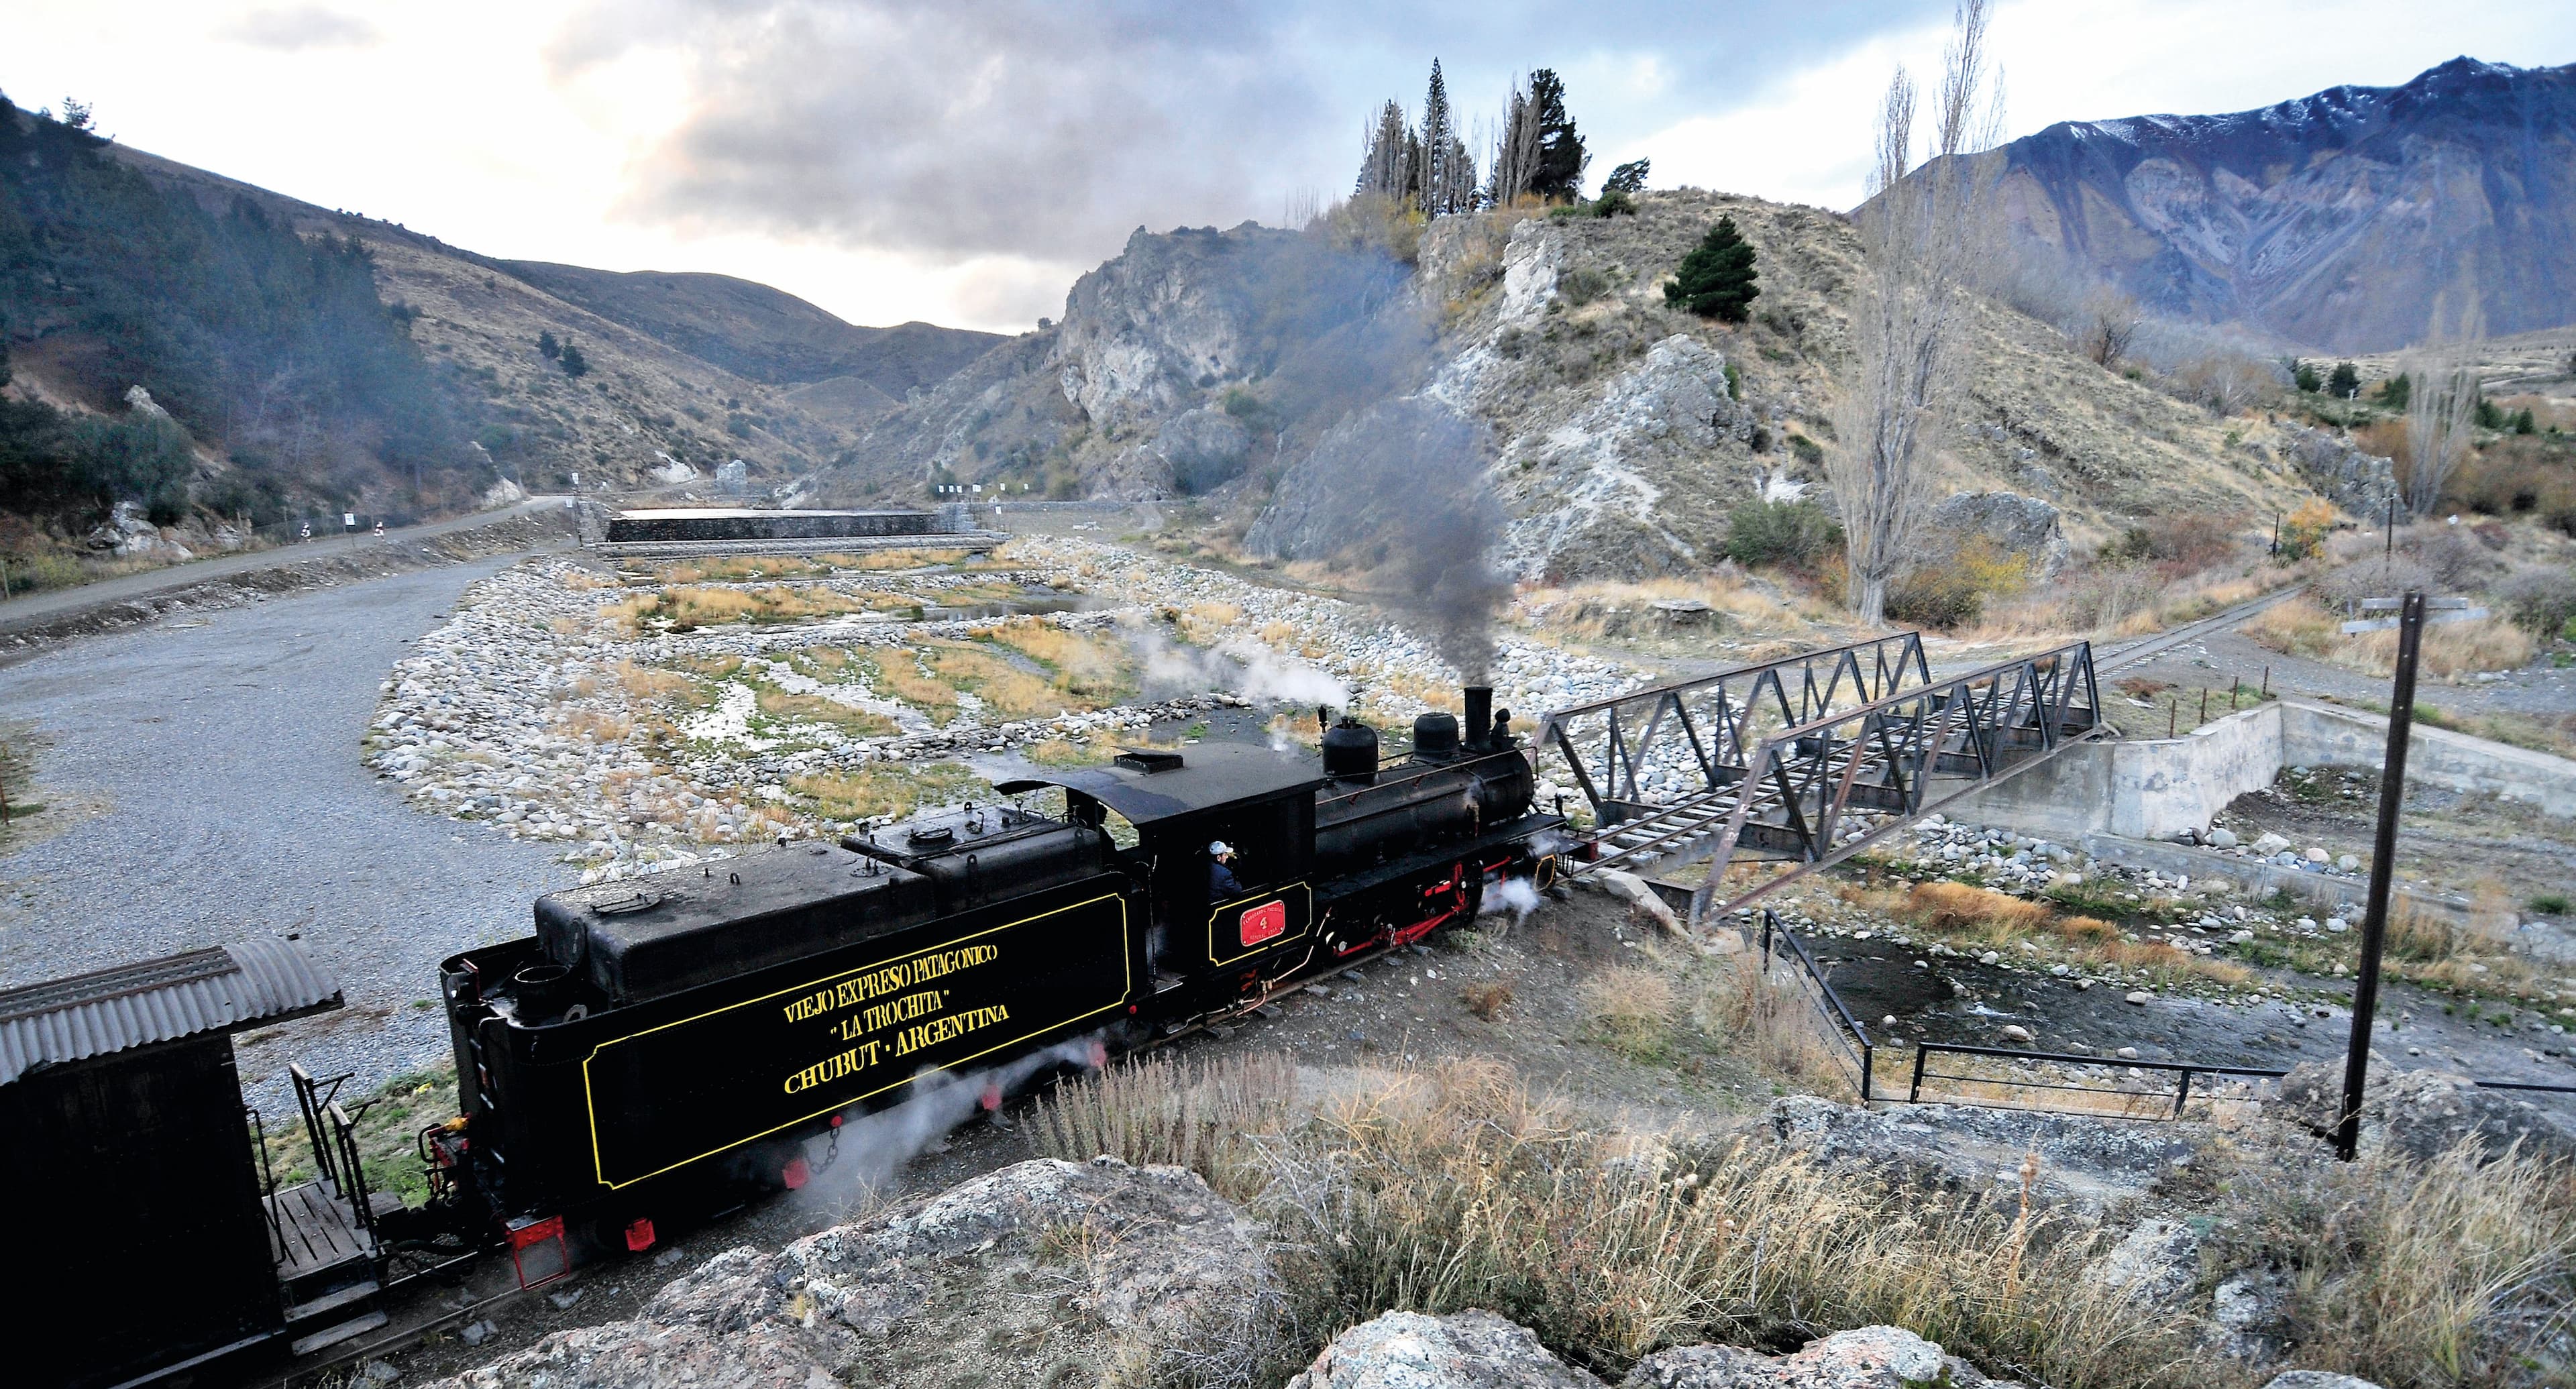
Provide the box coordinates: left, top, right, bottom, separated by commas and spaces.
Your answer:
0, 555, 571, 1107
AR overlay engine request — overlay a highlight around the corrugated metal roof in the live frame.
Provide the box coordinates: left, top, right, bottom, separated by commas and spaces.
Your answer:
0, 938, 341, 1086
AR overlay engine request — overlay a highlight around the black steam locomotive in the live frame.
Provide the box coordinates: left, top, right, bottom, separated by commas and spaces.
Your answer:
420, 684, 1564, 1272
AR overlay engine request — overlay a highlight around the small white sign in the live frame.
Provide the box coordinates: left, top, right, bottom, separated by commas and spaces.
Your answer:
343, 513, 356, 527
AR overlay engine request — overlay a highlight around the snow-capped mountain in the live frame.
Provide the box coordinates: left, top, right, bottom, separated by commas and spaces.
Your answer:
1972, 57, 2576, 352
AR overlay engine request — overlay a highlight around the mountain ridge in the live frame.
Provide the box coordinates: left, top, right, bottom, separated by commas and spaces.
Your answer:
1968, 56, 2576, 352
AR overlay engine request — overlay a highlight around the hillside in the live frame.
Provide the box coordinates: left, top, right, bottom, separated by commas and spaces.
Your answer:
0, 99, 1000, 562
492, 261, 999, 401
820, 192, 2325, 580
1966, 57, 2576, 353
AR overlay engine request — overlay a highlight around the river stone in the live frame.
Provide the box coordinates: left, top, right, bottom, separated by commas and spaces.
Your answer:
435, 1157, 1284, 1389
2262, 1374, 2385, 1389
2208, 828, 2238, 848
1285, 1310, 1603, 1389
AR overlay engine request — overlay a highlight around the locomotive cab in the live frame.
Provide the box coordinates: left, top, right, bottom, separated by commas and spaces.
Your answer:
997, 743, 1324, 995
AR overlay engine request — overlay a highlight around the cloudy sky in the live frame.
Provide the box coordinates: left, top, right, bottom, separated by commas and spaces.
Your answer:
8, 1, 2570, 332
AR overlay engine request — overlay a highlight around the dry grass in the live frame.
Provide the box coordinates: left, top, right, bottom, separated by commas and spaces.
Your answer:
786, 762, 987, 821
613, 659, 698, 704
1022, 737, 1112, 768
1460, 980, 1514, 1020
1029, 1053, 1303, 1203
751, 686, 899, 738
1905, 881, 2051, 934
2351, 618, 2535, 679
2211, 1135, 2576, 1387
2242, 594, 2343, 658
1579, 964, 1677, 1060
1866, 882, 2253, 991
1688, 954, 1862, 1098
1255, 1058, 2202, 1385
1521, 572, 1817, 645
556, 708, 631, 742
865, 652, 963, 720
2245, 598, 2536, 679
1175, 601, 1244, 645
975, 618, 1135, 702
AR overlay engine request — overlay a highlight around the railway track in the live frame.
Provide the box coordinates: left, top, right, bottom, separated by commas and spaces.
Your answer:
2096, 582, 2305, 673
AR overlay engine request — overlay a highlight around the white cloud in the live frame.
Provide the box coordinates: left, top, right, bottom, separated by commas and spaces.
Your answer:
3, 0, 2567, 331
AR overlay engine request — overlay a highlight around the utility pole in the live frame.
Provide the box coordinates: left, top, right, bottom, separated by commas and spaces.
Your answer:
2337, 590, 2424, 1162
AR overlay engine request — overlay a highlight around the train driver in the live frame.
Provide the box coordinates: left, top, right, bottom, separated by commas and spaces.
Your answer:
1208, 841, 1242, 901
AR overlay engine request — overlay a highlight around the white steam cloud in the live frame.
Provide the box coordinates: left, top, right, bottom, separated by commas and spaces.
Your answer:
1127, 618, 1348, 708
792, 1034, 1106, 1209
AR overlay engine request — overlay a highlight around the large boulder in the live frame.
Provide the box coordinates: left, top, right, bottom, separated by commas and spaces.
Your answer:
2276, 1060, 2576, 1164
436, 1157, 1284, 1389
1925, 492, 2069, 575
1622, 1325, 2024, 1388
1764, 1096, 2197, 1213
1286, 1310, 1604, 1389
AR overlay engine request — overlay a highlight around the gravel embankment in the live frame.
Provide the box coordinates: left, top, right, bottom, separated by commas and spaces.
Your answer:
0, 556, 568, 1107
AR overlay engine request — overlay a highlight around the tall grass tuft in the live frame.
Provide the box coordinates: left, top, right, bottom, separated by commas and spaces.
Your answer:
1252, 1060, 2204, 1385
1028, 1053, 1300, 1202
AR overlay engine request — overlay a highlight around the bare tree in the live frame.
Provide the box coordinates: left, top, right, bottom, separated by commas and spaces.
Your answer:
1356, 101, 1412, 201
2080, 287, 2139, 366
1489, 76, 1542, 207
1827, 0, 2003, 624
2402, 294, 2485, 517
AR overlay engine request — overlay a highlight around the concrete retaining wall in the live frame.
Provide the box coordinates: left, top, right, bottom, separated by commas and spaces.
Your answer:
2279, 699, 2576, 816
1957, 696, 2576, 840
1953, 702, 2281, 840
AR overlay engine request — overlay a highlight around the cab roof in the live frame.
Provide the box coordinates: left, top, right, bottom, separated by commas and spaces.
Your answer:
996, 742, 1323, 826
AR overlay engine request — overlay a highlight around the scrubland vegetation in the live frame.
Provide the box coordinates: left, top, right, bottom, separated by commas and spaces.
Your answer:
1031, 1048, 2576, 1388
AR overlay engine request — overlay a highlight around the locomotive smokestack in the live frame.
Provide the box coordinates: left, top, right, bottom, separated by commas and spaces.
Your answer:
1462, 685, 1493, 749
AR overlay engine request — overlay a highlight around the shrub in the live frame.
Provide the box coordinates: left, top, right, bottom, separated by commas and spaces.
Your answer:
2276, 498, 2337, 561
1886, 537, 2030, 630
1723, 498, 1840, 569
1785, 433, 1824, 465
1558, 266, 1611, 307
2498, 568, 2576, 635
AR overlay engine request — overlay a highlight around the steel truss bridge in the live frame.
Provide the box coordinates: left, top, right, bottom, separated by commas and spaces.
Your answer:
1532, 632, 2104, 926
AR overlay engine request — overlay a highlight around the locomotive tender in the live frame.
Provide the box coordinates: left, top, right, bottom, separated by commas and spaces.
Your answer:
432, 683, 1564, 1266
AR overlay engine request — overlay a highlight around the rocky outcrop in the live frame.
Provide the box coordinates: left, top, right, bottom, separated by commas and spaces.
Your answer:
1623, 1325, 2024, 1388
1284, 1315, 2024, 1389
1763, 1096, 2197, 1213
1286, 1311, 1603, 1389
436, 1158, 1288, 1389
2284, 427, 2400, 518
1924, 491, 2070, 574
2277, 1060, 2576, 1164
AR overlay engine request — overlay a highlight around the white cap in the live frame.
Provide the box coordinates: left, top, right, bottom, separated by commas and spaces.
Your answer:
1209, 841, 1234, 856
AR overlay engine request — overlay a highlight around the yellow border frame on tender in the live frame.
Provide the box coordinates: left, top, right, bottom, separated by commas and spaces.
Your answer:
580, 891, 1132, 1190
1205, 881, 1311, 967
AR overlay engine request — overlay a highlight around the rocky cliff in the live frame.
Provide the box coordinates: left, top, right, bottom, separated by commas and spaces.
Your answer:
1966, 57, 2576, 353
824, 193, 2320, 580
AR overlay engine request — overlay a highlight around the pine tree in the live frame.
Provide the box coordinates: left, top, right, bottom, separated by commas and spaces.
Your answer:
1599, 158, 1650, 195
1417, 60, 1477, 216
2327, 360, 2360, 398
1527, 70, 1587, 200
558, 340, 590, 378
1664, 216, 1761, 322
537, 329, 561, 360
2290, 359, 2322, 393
